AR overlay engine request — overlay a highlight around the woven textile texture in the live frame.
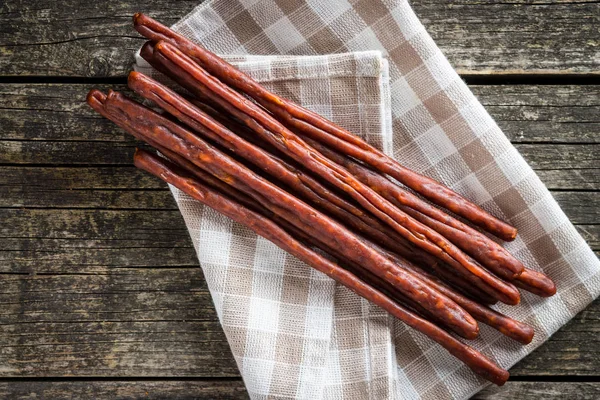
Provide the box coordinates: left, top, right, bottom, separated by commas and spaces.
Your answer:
134, 1, 600, 398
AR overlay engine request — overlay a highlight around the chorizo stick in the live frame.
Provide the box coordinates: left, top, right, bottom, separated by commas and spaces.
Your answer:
130, 59, 509, 304
87, 90, 253, 210
132, 47, 552, 304
180, 96, 502, 305
301, 136, 555, 296
297, 136, 524, 280
90, 89, 480, 338
149, 134, 531, 344
132, 148, 508, 385
127, 71, 397, 244
91, 82, 496, 307
513, 269, 556, 298
173, 90, 501, 304
132, 12, 517, 242
93, 88, 523, 343
313, 230, 533, 344
150, 40, 520, 305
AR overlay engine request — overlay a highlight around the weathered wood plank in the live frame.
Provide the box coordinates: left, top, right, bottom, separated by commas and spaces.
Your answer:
0, 208, 596, 275
475, 381, 600, 400
0, 1, 197, 77
551, 192, 600, 225
415, 1, 600, 75
1, 172, 176, 210
0, 208, 199, 274
0, 380, 249, 400
0, 1, 598, 77
0, 84, 130, 142
0, 240, 198, 273
0, 209, 187, 240
0, 140, 136, 164
470, 85, 600, 144
3, 380, 600, 400
0, 269, 239, 377
1, 168, 598, 223
2, 129, 598, 169
3, 267, 600, 377
2, 84, 598, 143
537, 170, 600, 192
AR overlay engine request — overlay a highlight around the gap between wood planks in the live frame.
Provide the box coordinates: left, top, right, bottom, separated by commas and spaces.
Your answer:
1, 73, 600, 85
3, 375, 600, 382
3, 376, 600, 383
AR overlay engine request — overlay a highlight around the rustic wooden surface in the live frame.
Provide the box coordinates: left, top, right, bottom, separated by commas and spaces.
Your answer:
0, 0, 598, 398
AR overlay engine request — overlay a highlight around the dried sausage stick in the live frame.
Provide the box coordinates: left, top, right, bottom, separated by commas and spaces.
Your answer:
140, 67, 500, 306
301, 136, 555, 297
93, 87, 526, 344
153, 136, 531, 344
296, 135, 524, 280
91, 84, 496, 307
513, 269, 556, 298
132, 148, 508, 385
134, 47, 549, 300
130, 58, 509, 304
180, 96, 501, 305
132, 13, 518, 242
150, 41, 520, 305
127, 71, 405, 249
90, 89, 480, 338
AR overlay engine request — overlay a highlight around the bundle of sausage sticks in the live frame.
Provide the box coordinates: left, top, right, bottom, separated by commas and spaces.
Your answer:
87, 13, 557, 386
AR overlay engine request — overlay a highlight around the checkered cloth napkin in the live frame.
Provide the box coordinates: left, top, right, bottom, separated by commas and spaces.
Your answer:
134, 1, 600, 398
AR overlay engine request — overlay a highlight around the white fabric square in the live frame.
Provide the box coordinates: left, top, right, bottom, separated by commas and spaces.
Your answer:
248, 297, 280, 332
265, 17, 305, 53
414, 125, 458, 165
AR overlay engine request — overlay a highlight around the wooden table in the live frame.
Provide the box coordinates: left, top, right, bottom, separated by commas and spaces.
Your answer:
1, 1, 598, 398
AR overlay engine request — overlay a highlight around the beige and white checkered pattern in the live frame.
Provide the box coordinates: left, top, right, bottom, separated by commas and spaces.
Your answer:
134, 1, 600, 398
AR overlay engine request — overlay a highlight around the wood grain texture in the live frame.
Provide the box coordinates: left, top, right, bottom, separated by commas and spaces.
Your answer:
0, 1, 598, 77
0, 81, 597, 379
1, 1, 599, 394
475, 381, 600, 399
3, 264, 600, 377
3, 380, 600, 400
1, 84, 598, 188
414, 0, 600, 75
0, 269, 240, 377
470, 85, 600, 144
0, 380, 249, 399
0, 210, 197, 274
